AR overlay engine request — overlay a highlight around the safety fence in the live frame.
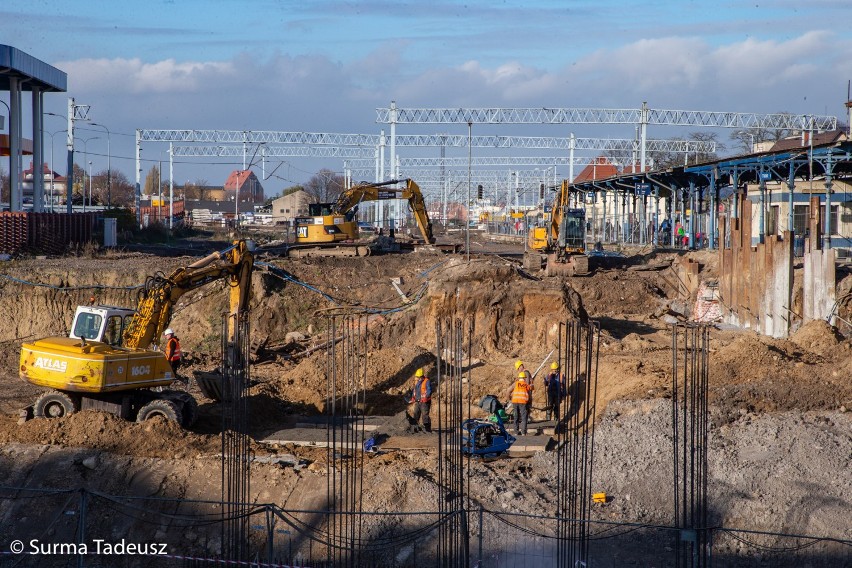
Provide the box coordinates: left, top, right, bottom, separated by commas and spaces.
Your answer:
0, 488, 849, 567
0, 211, 97, 255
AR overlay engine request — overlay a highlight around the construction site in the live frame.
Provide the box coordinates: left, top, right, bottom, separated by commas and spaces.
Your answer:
1, 44, 852, 568
0, 218, 849, 567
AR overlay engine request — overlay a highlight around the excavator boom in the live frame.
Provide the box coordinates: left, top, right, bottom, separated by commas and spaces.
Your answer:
293, 178, 434, 252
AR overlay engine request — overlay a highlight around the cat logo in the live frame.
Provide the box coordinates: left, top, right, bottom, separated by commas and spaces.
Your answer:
33, 357, 68, 373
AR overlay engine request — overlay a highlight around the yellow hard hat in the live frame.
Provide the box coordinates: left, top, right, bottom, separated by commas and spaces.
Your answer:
514, 360, 524, 370
518, 372, 526, 379
415, 368, 424, 377
550, 362, 559, 370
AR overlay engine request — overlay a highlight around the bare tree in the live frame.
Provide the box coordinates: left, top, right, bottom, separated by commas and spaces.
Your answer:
303, 169, 345, 203
729, 111, 797, 153
108, 171, 135, 207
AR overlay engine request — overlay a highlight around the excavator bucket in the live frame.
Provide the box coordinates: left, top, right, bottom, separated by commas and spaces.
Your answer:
545, 253, 590, 277
193, 370, 231, 402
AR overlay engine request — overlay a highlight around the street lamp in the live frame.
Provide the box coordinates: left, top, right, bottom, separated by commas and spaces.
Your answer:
87, 122, 111, 207
43, 128, 66, 212
76, 136, 100, 210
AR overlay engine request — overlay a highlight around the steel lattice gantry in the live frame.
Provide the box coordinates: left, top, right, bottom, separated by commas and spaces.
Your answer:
375, 102, 837, 185
375, 105, 836, 129
141, 129, 715, 152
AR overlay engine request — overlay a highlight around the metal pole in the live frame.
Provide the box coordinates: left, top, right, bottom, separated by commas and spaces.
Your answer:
169, 142, 174, 230
824, 153, 833, 250
787, 161, 795, 232
66, 98, 75, 214
135, 129, 142, 227
467, 120, 471, 262
640, 101, 648, 172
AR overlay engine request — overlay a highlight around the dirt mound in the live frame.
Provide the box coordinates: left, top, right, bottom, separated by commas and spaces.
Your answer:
374, 257, 586, 358
0, 411, 220, 457
572, 271, 666, 317
790, 320, 844, 357
708, 331, 852, 420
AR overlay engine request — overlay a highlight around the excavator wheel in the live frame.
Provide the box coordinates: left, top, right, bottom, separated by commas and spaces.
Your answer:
136, 399, 183, 425
33, 391, 79, 419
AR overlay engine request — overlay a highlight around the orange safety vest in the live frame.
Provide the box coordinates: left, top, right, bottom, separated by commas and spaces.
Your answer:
413, 378, 431, 402
511, 379, 530, 404
166, 336, 182, 361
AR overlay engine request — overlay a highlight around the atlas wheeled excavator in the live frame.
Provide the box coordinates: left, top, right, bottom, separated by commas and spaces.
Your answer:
19, 239, 255, 427
525, 179, 590, 276
291, 178, 434, 257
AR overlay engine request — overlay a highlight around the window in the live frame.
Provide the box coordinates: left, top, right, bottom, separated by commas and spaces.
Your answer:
793, 205, 809, 236
768, 205, 780, 235
103, 316, 123, 346
285, 208, 290, 214
830, 205, 838, 235
73, 313, 103, 340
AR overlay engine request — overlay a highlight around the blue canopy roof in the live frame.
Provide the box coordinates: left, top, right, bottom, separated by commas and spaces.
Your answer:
0, 44, 66, 92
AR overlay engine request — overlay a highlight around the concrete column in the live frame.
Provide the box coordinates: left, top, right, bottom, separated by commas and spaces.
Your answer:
32, 88, 44, 212
9, 77, 21, 211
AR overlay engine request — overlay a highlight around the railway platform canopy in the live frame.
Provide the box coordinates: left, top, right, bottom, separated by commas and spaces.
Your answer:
567, 131, 852, 250
0, 44, 67, 212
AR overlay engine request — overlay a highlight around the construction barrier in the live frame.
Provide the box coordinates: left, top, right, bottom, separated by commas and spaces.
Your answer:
0, 211, 97, 256
0, 488, 848, 567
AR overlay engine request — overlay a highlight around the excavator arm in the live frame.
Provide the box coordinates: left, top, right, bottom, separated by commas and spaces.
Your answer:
122, 240, 255, 350
332, 178, 434, 243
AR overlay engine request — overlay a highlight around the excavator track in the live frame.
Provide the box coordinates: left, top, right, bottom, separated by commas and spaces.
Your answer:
287, 244, 372, 258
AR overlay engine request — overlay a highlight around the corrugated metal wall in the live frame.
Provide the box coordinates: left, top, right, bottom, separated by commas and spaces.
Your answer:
0, 211, 97, 255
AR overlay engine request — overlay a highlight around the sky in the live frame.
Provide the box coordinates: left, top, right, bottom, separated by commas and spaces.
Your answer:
2, 0, 852, 197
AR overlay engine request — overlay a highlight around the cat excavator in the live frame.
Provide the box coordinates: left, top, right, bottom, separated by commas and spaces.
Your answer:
291, 178, 434, 257
18, 239, 255, 427
524, 179, 590, 276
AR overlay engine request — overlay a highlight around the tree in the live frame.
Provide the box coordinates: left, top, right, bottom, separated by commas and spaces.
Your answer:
107, 170, 135, 207
72, 163, 87, 202
144, 165, 165, 196
730, 111, 797, 153
303, 169, 345, 203
183, 178, 210, 200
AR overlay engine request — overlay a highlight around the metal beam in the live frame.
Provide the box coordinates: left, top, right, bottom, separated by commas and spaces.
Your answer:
376, 106, 837, 130
145, 130, 713, 152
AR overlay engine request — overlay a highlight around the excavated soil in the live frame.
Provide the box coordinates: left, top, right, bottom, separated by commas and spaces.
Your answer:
0, 239, 851, 564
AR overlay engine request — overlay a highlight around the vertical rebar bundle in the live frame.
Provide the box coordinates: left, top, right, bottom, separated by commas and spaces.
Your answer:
219, 311, 251, 562
324, 315, 368, 567
555, 319, 600, 568
672, 323, 710, 568
435, 318, 473, 567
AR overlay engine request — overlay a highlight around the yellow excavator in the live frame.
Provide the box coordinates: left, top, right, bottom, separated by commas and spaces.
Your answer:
291, 178, 434, 257
19, 239, 255, 427
525, 180, 589, 276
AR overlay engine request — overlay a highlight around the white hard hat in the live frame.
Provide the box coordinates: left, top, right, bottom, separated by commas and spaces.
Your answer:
164, 328, 174, 336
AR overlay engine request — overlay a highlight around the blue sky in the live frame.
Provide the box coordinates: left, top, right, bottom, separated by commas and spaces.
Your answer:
2, 0, 852, 192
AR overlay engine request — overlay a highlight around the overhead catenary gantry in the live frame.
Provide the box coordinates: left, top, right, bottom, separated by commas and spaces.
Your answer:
136, 127, 716, 224
375, 102, 837, 181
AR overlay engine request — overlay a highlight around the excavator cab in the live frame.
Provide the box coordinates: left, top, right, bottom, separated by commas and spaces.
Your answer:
70, 306, 136, 346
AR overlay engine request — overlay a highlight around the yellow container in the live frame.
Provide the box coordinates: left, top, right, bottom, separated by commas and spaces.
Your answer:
592, 492, 607, 504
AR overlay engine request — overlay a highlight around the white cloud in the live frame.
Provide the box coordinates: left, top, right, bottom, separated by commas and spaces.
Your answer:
58, 57, 236, 94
